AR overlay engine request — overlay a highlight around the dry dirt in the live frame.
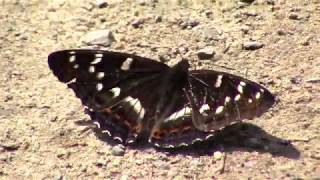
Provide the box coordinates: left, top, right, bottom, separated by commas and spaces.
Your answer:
1, 0, 319, 179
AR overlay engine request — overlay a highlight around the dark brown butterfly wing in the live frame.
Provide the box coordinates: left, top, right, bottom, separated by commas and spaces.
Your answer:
148, 70, 275, 148
49, 49, 170, 144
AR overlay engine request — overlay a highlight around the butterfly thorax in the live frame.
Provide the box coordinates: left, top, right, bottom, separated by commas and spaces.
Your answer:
141, 60, 191, 139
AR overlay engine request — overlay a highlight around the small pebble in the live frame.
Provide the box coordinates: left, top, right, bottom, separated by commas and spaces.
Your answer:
96, 0, 108, 8
135, 159, 144, 165
179, 18, 199, 29
197, 47, 215, 60
137, 0, 158, 6
288, 13, 299, 20
83, 29, 115, 46
239, 0, 255, 3
49, 116, 58, 122
290, 76, 302, 84
311, 153, 320, 160
111, 144, 125, 156
120, 175, 129, 180
155, 15, 162, 23
243, 41, 264, 50
266, 0, 275, 5
300, 37, 311, 46
213, 151, 223, 161
240, 26, 250, 34
277, 29, 287, 36
80, 165, 87, 172
244, 160, 257, 168
137, 0, 146, 5
55, 174, 63, 180
178, 46, 188, 55
132, 19, 143, 28
95, 158, 108, 167
0, 142, 20, 151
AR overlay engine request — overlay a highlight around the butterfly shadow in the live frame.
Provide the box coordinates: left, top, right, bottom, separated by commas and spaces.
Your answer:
157, 123, 300, 159
77, 119, 300, 159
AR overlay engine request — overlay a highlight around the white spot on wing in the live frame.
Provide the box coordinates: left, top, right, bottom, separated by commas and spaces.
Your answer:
199, 104, 210, 113
93, 121, 101, 128
127, 139, 135, 144
238, 81, 246, 94
225, 96, 231, 104
192, 138, 203, 144
124, 96, 145, 120
121, 58, 133, 71
91, 57, 102, 64
215, 106, 224, 114
69, 55, 76, 63
89, 66, 95, 73
260, 88, 265, 93
248, 98, 253, 103
178, 143, 188, 147
69, 51, 76, 55
96, 72, 105, 79
237, 84, 243, 94
255, 92, 261, 99
96, 83, 103, 91
95, 53, 103, 58
234, 94, 241, 101
114, 136, 123, 143
101, 130, 111, 136
73, 64, 79, 69
205, 134, 214, 140
214, 75, 223, 88
110, 87, 121, 97
167, 145, 174, 148
165, 107, 192, 122
240, 81, 246, 86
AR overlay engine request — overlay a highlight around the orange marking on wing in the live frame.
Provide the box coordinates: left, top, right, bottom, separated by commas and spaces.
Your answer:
169, 128, 179, 134
102, 108, 112, 113
101, 107, 135, 129
123, 120, 131, 127
152, 130, 166, 140
132, 123, 143, 133
182, 125, 192, 132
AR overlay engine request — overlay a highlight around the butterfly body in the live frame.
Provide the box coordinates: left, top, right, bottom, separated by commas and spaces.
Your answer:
48, 49, 275, 148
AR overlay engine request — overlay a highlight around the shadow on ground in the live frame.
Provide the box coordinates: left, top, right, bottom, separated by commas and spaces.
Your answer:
79, 120, 300, 159
162, 123, 300, 159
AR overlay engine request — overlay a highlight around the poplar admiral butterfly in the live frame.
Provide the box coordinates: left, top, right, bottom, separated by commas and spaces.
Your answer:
48, 49, 275, 149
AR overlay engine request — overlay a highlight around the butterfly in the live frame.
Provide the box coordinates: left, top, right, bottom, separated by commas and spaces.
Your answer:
48, 49, 275, 149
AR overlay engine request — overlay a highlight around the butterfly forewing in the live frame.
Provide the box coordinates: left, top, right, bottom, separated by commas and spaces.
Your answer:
48, 49, 275, 149
48, 49, 170, 144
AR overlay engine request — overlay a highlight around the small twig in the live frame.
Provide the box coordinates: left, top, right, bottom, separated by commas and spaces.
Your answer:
219, 152, 227, 174
289, 136, 317, 142
306, 78, 320, 83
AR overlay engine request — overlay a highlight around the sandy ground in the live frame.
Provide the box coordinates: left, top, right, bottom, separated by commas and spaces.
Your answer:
1, 0, 319, 179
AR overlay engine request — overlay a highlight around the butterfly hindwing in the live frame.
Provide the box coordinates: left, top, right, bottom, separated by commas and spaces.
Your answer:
187, 70, 275, 132
148, 70, 275, 148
